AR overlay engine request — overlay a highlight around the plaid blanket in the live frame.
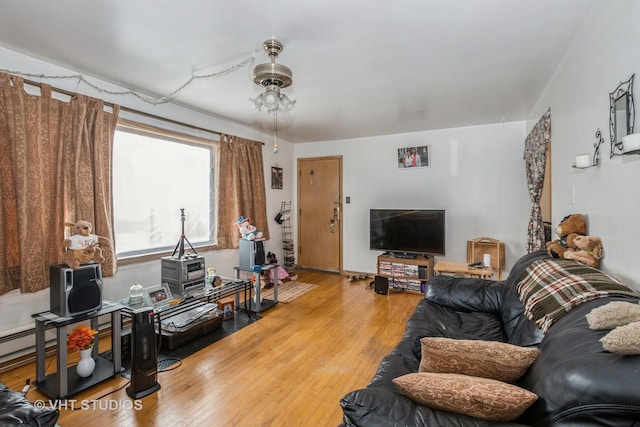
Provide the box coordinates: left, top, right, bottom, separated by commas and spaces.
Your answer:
516, 259, 638, 333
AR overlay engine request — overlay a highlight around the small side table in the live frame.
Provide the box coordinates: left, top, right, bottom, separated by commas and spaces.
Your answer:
234, 264, 278, 313
434, 261, 494, 279
33, 301, 122, 399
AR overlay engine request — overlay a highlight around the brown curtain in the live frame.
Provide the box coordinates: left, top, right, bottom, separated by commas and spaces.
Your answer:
0, 72, 119, 295
524, 108, 551, 253
216, 134, 269, 249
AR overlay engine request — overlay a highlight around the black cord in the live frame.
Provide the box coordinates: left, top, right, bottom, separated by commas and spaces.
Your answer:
158, 358, 182, 372
68, 379, 131, 410
90, 379, 130, 400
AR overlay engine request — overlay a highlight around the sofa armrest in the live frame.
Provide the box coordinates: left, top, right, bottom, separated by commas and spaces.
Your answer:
425, 275, 503, 314
0, 382, 59, 427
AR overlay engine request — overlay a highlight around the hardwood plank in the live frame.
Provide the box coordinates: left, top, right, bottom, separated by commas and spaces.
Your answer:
0, 271, 422, 427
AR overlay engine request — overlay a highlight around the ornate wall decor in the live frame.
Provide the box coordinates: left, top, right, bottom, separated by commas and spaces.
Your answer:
609, 74, 635, 158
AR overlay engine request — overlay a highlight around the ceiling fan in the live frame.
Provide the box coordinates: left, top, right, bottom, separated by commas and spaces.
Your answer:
250, 39, 296, 153
250, 39, 295, 112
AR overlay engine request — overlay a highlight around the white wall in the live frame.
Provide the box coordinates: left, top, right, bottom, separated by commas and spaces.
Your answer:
294, 121, 530, 276
528, 0, 640, 289
0, 47, 294, 359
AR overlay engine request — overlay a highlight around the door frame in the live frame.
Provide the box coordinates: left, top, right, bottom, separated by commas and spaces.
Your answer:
296, 156, 343, 273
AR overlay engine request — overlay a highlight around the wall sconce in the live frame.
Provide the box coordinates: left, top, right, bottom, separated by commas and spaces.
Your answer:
621, 133, 640, 155
573, 129, 604, 169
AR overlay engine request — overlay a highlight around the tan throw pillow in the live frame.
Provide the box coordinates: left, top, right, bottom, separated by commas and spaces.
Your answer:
586, 301, 640, 330
600, 321, 640, 355
419, 337, 539, 382
393, 372, 538, 422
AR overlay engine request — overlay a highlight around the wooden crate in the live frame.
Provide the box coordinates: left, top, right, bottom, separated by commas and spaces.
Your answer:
466, 239, 505, 279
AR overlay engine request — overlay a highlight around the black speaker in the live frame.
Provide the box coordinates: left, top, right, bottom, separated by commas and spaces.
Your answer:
418, 266, 428, 280
239, 239, 266, 269
126, 307, 160, 399
50, 264, 102, 317
374, 276, 389, 295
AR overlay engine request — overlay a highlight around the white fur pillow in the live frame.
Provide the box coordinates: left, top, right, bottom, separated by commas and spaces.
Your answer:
600, 321, 640, 355
586, 301, 640, 330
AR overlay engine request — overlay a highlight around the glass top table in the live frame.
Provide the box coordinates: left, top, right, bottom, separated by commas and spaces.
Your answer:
119, 276, 253, 318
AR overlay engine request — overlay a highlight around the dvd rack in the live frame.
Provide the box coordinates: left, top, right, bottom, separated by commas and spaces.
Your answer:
279, 201, 295, 272
376, 254, 434, 294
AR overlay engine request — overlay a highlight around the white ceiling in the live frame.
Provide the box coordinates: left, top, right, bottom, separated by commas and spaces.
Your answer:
0, 0, 596, 143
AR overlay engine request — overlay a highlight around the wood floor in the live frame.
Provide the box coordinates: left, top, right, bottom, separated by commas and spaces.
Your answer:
0, 270, 423, 427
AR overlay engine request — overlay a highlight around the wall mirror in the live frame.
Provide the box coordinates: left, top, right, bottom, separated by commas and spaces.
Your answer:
610, 74, 635, 157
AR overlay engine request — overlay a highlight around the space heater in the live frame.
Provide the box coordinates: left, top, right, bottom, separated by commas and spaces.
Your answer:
126, 306, 161, 399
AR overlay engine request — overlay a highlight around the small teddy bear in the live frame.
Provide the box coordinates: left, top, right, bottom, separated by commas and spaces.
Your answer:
61, 220, 109, 269
546, 214, 587, 259
236, 216, 263, 241
564, 235, 603, 269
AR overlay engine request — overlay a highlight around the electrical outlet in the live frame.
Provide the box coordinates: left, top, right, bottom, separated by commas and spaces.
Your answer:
346, 196, 351, 204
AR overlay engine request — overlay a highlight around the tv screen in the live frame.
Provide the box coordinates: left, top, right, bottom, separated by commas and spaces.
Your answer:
370, 209, 445, 257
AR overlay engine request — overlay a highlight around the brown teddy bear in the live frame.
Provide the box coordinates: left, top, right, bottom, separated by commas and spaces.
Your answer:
61, 220, 109, 269
546, 214, 587, 258
563, 235, 603, 269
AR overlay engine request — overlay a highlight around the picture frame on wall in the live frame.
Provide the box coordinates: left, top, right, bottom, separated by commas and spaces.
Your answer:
398, 145, 430, 168
271, 166, 283, 189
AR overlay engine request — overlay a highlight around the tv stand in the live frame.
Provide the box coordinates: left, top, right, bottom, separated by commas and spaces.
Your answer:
376, 253, 434, 294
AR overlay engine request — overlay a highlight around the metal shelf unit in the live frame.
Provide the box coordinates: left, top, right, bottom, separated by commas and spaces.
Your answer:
279, 201, 295, 272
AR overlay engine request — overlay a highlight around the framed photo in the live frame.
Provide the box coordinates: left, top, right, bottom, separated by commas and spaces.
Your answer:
398, 145, 430, 168
271, 166, 283, 189
218, 300, 235, 320
144, 283, 173, 309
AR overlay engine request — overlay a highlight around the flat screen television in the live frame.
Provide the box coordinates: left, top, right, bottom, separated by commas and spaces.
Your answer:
370, 209, 445, 258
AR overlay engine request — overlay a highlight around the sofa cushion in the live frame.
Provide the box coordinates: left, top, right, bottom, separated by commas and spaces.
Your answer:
516, 258, 638, 333
518, 296, 640, 425
586, 301, 640, 330
409, 302, 505, 361
500, 251, 547, 347
340, 385, 530, 427
425, 275, 502, 314
600, 321, 640, 355
418, 337, 539, 382
393, 372, 538, 422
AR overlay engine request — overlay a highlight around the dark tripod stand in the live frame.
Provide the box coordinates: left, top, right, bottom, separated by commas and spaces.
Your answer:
171, 208, 197, 259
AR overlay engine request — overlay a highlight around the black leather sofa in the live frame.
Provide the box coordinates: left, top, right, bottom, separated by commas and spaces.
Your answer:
0, 381, 59, 426
340, 251, 640, 426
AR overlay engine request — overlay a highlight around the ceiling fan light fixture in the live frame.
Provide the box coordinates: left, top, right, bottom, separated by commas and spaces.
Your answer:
279, 94, 295, 111
251, 39, 296, 154
263, 91, 280, 110
251, 39, 295, 113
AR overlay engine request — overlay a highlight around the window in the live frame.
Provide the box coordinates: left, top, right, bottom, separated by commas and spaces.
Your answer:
113, 125, 215, 257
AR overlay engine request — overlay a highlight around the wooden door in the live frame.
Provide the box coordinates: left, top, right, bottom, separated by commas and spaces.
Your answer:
297, 156, 342, 272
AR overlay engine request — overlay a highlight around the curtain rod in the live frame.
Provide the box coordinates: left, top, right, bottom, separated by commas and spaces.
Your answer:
22, 78, 222, 138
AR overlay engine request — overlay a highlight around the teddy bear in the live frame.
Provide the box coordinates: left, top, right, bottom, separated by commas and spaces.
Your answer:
236, 216, 263, 241
546, 213, 587, 258
61, 220, 109, 269
563, 235, 603, 269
